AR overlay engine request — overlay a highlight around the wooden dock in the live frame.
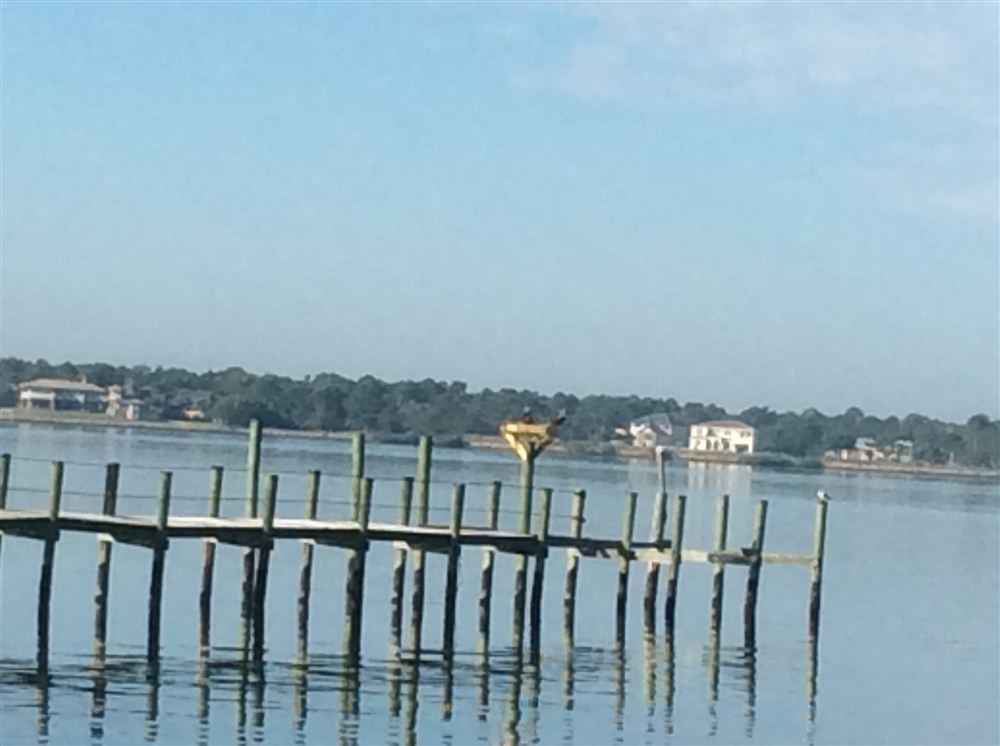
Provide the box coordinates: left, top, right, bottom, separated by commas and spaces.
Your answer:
0, 423, 828, 670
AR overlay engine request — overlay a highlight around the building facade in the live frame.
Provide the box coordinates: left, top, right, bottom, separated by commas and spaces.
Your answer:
17, 378, 106, 412
688, 420, 756, 454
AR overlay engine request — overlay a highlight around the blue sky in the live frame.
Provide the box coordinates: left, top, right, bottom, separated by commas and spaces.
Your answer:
1, 2, 997, 421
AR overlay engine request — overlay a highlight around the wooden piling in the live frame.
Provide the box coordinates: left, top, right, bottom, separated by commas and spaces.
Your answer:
390, 477, 414, 649
615, 491, 638, 650
147, 471, 172, 662
808, 499, 829, 641
239, 421, 262, 656
93, 462, 120, 657
642, 490, 668, 634
562, 489, 586, 647
37, 461, 64, 671
477, 480, 501, 650
708, 494, 730, 639
512, 454, 536, 651
343, 477, 372, 658
0, 452, 10, 560
350, 433, 365, 521
529, 488, 553, 656
664, 495, 687, 637
198, 466, 223, 656
252, 474, 278, 661
296, 470, 320, 663
408, 436, 432, 655
442, 484, 465, 656
742, 500, 769, 648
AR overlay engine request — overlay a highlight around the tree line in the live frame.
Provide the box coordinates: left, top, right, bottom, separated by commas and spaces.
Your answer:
1, 357, 997, 468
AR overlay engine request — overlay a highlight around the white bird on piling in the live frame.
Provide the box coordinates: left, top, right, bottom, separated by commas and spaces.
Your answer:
816, 490, 831, 503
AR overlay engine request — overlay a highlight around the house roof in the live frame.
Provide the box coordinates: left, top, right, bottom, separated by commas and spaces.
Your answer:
18, 377, 105, 393
695, 420, 754, 430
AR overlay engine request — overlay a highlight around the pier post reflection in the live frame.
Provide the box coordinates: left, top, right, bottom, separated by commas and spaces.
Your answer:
145, 661, 160, 743
643, 633, 656, 715
475, 649, 490, 721
292, 662, 308, 740
89, 656, 107, 742
195, 659, 210, 746
503, 650, 524, 746
402, 662, 419, 746
663, 634, 675, 735
35, 671, 50, 744
613, 650, 625, 734
706, 633, 720, 737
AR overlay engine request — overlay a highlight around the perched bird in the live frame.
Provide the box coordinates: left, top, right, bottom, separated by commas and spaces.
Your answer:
816, 490, 831, 502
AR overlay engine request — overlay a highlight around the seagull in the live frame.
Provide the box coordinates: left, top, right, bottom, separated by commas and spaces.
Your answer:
816, 490, 831, 503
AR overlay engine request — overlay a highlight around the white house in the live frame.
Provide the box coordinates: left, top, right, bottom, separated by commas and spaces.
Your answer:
105, 385, 143, 421
616, 413, 673, 449
17, 378, 106, 412
688, 420, 756, 454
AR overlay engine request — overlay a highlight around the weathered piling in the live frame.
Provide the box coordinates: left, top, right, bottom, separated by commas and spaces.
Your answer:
93, 462, 120, 657
642, 491, 668, 634
708, 494, 730, 639
389, 477, 414, 649
407, 436, 432, 655
511, 454, 536, 650
252, 474, 278, 661
664, 494, 687, 637
238, 421, 262, 655
615, 492, 638, 650
198, 466, 223, 656
808, 499, 829, 640
147, 471, 171, 661
350, 433, 365, 521
343, 477, 373, 658
742, 500, 769, 647
562, 489, 586, 647
0, 453, 10, 559
529, 488, 553, 656
296, 470, 320, 663
477, 480, 501, 650
442, 484, 465, 657
37, 461, 64, 671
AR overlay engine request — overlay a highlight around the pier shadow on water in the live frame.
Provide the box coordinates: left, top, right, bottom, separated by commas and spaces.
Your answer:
0, 636, 821, 745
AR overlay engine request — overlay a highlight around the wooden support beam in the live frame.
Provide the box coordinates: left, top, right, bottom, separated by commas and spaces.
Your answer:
529, 487, 553, 656
37, 461, 64, 672
198, 466, 223, 657
562, 489, 586, 648
350, 433, 365, 522
343, 478, 372, 658
147, 471, 171, 662
743, 500, 768, 648
408, 437, 432, 656
390, 477, 414, 649
93, 462, 120, 658
252, 474, 278, 661
512, 454, 535, 651
615, 492, 638, 650
442, 484, 465, 657
808, 499, 829, 641
642, 491, 667, 635
709, 494, 730, 640
664, 494, 687, 639
296, 470, 320, 663
477, 480, 501, 651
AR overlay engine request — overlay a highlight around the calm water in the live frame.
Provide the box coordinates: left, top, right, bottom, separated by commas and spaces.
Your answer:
0, 423, 997, 745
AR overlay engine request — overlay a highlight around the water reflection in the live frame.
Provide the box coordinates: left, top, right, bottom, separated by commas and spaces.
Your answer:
0, 636, 820, 745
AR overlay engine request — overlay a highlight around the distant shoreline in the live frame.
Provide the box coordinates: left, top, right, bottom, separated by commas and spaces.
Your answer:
2, 408, 997, 482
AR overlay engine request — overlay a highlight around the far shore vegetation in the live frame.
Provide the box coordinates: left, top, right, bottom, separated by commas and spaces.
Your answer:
1, 357, 997, 470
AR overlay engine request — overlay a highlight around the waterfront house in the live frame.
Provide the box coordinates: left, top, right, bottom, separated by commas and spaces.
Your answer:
17, 378, 106, 412
105, 385, 143, 420
688, 420, 756, 454
615, 413, 673, 448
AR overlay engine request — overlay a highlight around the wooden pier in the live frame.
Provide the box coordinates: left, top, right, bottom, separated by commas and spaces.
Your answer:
0, 422, 828, 670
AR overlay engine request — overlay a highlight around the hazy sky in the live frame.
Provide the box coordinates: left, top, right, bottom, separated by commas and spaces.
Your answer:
1, 3, 997, 421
